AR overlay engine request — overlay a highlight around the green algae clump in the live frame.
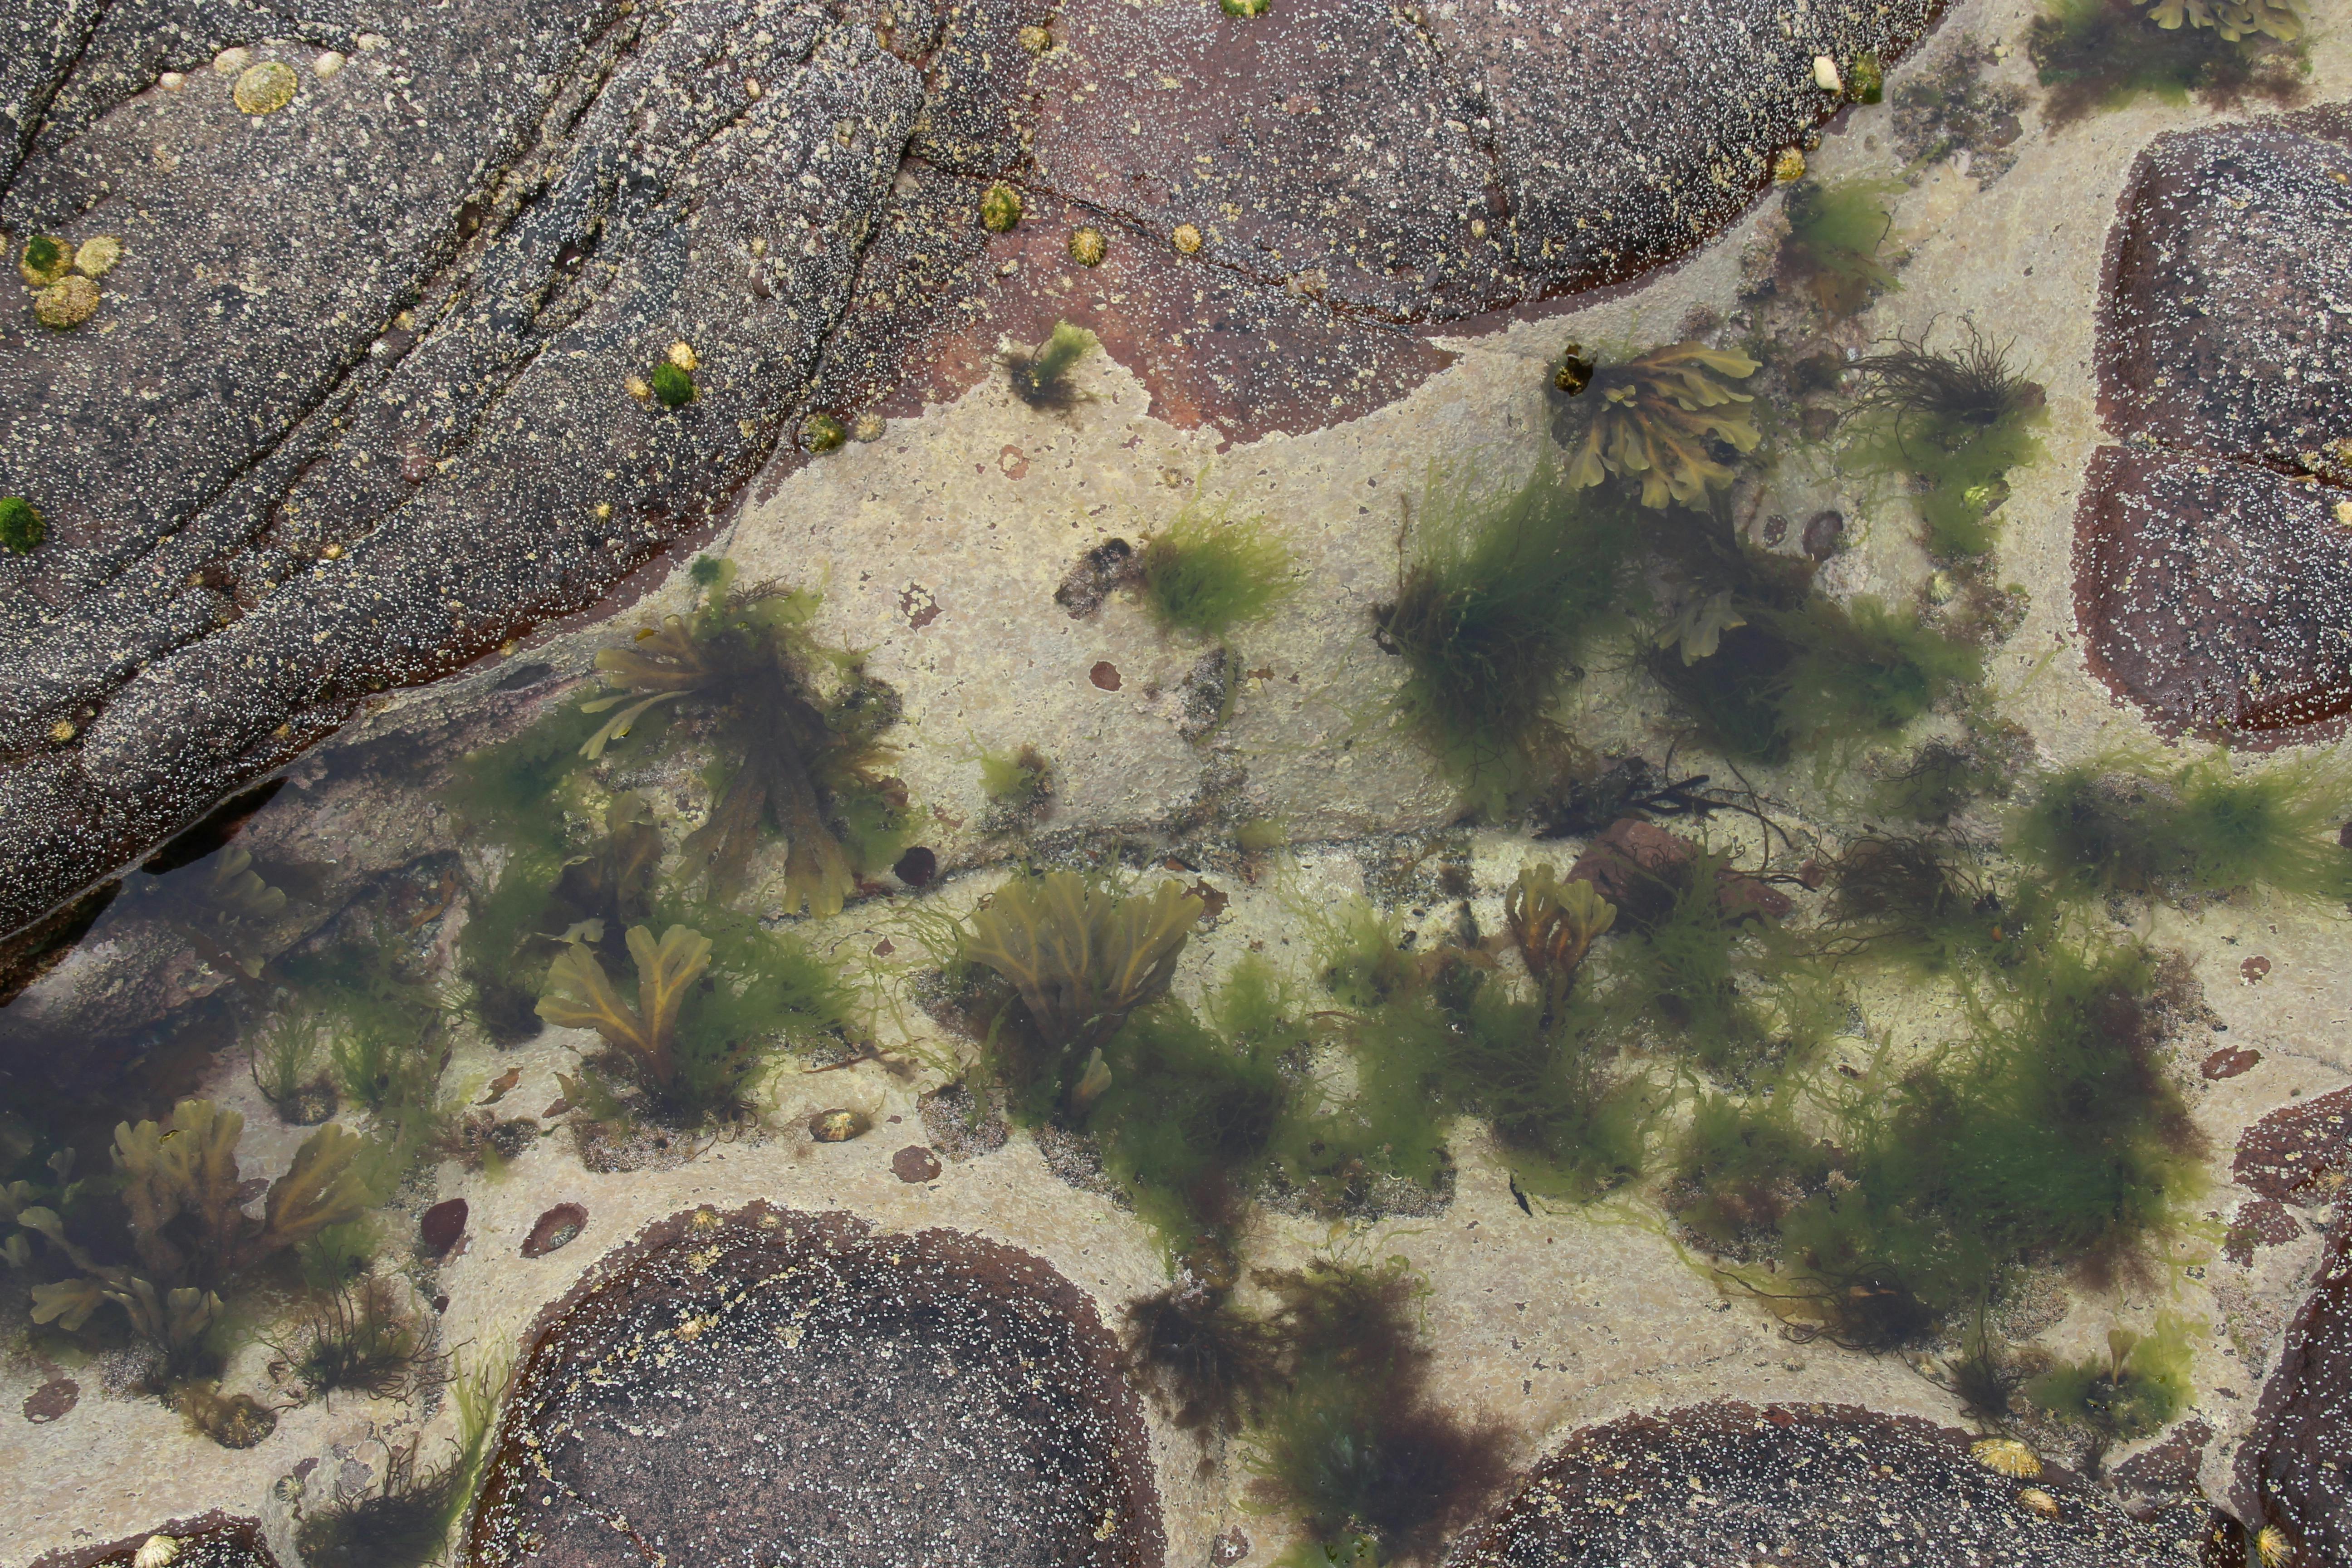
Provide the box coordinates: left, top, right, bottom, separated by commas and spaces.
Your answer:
1843, 328, 2048, 560
2026, 1317, 2197, 1441
0, 495, 44, 553
1373, 459, 1637, 810
2012, 752, 2352, 906
1006, 320, 1099, 411
1139, 506, 1296, 638
1779, 178, 1904, 318
649, 361, 696, 409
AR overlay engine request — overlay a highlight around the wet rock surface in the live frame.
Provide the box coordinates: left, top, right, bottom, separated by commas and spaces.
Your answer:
1458, 1401, 2180, 1568
2077, 107, 2352, 748
0, 0, 1951, 941
29, 1514, 279, 1568
467, 1205, 1161, 1568
2229, 1227, 2351, 1568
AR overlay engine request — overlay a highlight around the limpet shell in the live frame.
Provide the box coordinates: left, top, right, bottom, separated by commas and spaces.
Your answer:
233, 60, 299, 114
132, 1537, 181, 1568
1970, 1437, 2041, 1479
2015, 1487, 2060, 1519
810, 1107, 871, 1142
34, 274, 100, 328
2257, 1525, 2298, 1567
74, 236, 122, 277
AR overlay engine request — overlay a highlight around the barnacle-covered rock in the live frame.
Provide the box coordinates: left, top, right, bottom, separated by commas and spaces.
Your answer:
467, 1207, 1161, 1568
0, 0, 1952, 941
1460, 1402, 2175, 1567
2076, 107, 2352, 749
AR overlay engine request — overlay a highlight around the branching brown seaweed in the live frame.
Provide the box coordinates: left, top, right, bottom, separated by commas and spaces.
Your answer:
581, 566, 909, 916
13, 1101, 370, 1380
1559, 344, 1761, 509
965, 872, 1203, 1115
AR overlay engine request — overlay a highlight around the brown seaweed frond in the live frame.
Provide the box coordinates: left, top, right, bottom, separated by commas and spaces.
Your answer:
966, 872, 1203, 1064
1562, 343, 1761, 509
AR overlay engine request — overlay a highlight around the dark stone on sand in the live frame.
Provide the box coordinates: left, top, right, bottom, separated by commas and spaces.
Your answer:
418, 1197, 469, 1259
892, 845, 939, 888
2202, 1045, 2262, 1081
1459, 1401, 2176, 1568
522, 1201, 589, 1259
21, 1376, 76, 1423
467, 1205, 1161, 1568
2077, 106, 2352, 750
892, 1144, 944, 1182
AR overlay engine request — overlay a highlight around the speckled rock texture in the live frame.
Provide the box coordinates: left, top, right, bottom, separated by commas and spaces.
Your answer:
2076, 106, 2352, 749
0, 0, 1950, 941
28, 1512, 279, 1568
466, 1204, 1162, 1568
1458, 1401, 2182, 1568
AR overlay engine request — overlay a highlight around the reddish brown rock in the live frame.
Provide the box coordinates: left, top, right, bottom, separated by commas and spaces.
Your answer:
20, 1376, 75, 1423
2112, 1418, 2213, 1504
2078, 107, 2352, 749
2097, 107, 2352, 484
418, 1198, 470, 1259
893, 1144, 945, 1183
2231, 1087, 2352, 1205
2073, 447, 2352, 748
2224, 1197, 2302, 1267
467, 1205, 1161, 1568
2230, 1228, 2352, 1567
521, 1201, 589, 1259
2202, 1045, 2263, 1081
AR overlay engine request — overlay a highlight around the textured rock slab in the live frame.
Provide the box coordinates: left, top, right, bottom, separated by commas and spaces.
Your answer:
467, 1205, 1162, 1568
0, 0, 921, 935
2096, 107, 2352, 482
28, 1513, 278, 1568
2230, 1226, 2351, 1568
2231, 1085, 2351, 1205
2073, 446, 2352, 745
1457, 1401, 2177, 1568
2077, 106, 2352, 748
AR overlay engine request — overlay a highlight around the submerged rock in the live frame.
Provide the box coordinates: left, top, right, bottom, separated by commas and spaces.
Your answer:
2077, 107, 2352, 749
467, 1205, 1161, 1568
1459, 1401, 2180, 1567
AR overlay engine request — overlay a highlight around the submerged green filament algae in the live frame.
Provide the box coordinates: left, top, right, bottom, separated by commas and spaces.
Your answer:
1139, 506, 1296, 638
1373, 459, 1636, 809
